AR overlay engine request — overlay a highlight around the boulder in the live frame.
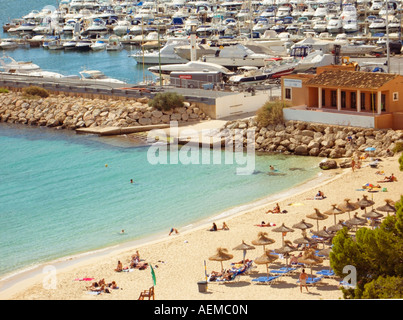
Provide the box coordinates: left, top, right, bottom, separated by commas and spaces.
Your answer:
319, 159, 338, 170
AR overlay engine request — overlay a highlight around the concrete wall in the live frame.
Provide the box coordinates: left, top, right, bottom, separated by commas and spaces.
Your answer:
283, 107, 376, 128
214, 91, 270, 119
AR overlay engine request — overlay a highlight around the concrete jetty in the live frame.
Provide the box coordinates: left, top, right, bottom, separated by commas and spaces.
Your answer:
76, 124, 170, 136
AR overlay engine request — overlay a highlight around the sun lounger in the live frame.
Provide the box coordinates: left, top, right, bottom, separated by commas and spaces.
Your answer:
252, 275, 280, 284
297, 276, 323, 286
269, 267, 297, 275
316, 269, 336, 278
339, 280, 355, 289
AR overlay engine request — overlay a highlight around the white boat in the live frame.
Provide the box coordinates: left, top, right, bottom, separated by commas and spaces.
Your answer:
0, 55, 64, 78
0, 39, 18, 50
335, 34, 384, 55
252, 18, 272, 34
63, 39, 78, 50
327, 17, 342, 34
340, 4, 357, 21
113, 20, 131, 36
131, 38, 189, 64
313, 6, 328, 19
47, 39, 64, 50
63, 19, 79, 34
293, 49, 334, 72
228, 57, 296, 85
147, 61, 233, 78
90, 39, 107, 51
370, 0, 383, 13
78, 69, 126, 84
369, 18, 387, 33
313, 20, 328, 33
343, 18, 359, 34
75, 38, 92, 51
14, 20, 37, 33
85, 18, 108, 35
106, 35, 123, 51
201, 43, 274, 68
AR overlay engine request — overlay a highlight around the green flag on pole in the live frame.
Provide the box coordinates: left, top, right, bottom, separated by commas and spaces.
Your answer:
150, 265, 156, 286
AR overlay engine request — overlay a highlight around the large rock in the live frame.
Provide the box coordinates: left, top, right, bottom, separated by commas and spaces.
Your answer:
319, 159, 338, 170
294, 145, 308, 155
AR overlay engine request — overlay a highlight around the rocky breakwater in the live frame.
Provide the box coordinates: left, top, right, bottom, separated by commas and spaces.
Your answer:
224, 118, 403, 159
0, 92, 207, 129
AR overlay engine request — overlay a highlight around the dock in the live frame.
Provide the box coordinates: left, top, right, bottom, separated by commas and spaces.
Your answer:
76, 124, 170, 136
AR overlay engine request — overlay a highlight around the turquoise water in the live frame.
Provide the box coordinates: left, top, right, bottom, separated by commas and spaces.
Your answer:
0, 123, 322, 277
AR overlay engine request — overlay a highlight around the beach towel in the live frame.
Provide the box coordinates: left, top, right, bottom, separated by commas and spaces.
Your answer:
75, 278, 94, 281
87, 291, 101, 295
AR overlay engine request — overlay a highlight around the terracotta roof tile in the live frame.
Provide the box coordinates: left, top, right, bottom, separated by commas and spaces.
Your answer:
305, 70, 398, 89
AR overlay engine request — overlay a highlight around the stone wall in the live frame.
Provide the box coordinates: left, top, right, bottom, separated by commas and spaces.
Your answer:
224, 118, 403, 159
0, 92, 207, 130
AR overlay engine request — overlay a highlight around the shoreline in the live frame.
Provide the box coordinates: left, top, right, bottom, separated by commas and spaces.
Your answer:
0, 163, 333, 296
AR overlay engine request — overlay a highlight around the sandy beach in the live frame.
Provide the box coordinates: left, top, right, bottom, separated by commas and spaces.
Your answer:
0, 151, 401, 300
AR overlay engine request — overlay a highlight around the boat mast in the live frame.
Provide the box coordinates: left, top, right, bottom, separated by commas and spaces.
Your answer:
386, 0, 390, 73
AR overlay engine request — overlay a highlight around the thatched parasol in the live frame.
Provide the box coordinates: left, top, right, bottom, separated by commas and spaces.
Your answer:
272, 223, 294, 246
254, 250, 279, 278
251, 232, 275, 253
317, 247, 331, 257
338, 199, 359, 219
345, 213, 367, 231
306, 208, 328, 231
324, 204, 345, 225
376, 199, 396, 216
356, 195, 375, 213
209, 247, 233, 272
233, 240, 255, 264
298, 249, 324, 278
292, 219, 314, 232
327, 220, 348, 233
362, 209, 384, 219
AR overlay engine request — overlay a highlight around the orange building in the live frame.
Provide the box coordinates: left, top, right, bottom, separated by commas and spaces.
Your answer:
281, 66, 403, 130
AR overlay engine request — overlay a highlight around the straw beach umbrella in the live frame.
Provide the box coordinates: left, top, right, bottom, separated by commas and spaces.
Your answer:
376, 199, 396, 216
233, 241, 255, 264
274, 241, 297, 266
324, 204, 345, 225
209, 248, 233, 272
327, 220, 347, 233
251, 232, 275, 253
254, 250, 279, 278
338, 199, 359, 219
306, 208, 328, 231
272, 223, 294, 246
346, 213, 367, 231
292, 219, 313, 233
356, 195, 375, 213
298, 249, 323, 278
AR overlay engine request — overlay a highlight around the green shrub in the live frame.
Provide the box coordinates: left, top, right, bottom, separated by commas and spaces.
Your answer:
256, 101, 289, 127
148, 92, 184, 111
0, 87, 9, 93
22, 86, 49, 98
393, 141, 403, 153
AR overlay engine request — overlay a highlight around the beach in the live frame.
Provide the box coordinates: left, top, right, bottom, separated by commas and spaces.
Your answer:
1, 151, 401, 300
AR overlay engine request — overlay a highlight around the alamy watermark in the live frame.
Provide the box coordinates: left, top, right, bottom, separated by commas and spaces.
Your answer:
146, 121, 256, 175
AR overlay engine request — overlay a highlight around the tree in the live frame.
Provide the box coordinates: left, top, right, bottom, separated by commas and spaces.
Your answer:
330, 195, 403, 298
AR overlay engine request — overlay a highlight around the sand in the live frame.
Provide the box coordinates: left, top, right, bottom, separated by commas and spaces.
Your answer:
0, 153, 401, 300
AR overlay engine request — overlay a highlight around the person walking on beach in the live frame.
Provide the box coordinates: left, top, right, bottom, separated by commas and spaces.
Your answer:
299, 269, 309, 293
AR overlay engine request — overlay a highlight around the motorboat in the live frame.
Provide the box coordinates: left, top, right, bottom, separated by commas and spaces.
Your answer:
47, 39, 64, 50
174, 41, 220, 61
63, 38, 78, 50
200, 43, 274, 68
147, 61, 233, 79
228, 57, 296, 85
369, 18, 387, 33
113, 20, 131, 36
14, 19, 37, 33
78, 69, 126, 84
90, 39, 107, 51
85, 18, 108, 36
313, 6, 328, 19
343, 18, 359, 34
106, 35, 123, 51
327, 17, 342, 33
63, 19, 79, 34
0, 39, 19, 50
0, 55, 64, 78
335, 35, 384, 56
370, 0, 383, 13
293, 49, 334, 72
131, 38, 189, 64
252, 18, 272, 35
313, 20, 327, 33
75, 38, 92, 51
340, 4, 357, 21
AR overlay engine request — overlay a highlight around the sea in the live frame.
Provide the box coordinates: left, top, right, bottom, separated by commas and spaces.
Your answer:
0, 0, 323, 283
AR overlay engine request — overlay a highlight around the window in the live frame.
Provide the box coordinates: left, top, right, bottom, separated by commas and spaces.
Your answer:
331, 90, 337, 107
351, 92, 356, 109
361, 92, 365, 110
322, 89, 325, 107
393, 92, 399, 101
341, 91, 346, 108
285, 88, 291, 100
381, 94, 386, 111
